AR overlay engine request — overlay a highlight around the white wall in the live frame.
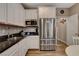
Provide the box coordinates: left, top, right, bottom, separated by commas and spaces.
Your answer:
66, 14, 78, 45
57, 17, 67, 44
57, 14, 79, 45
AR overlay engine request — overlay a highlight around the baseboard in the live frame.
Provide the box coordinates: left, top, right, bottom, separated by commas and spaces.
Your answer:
28, 49, 39, 51
25, 49, 39, 56
58, 39, 69, 46
25, 49, 29, 56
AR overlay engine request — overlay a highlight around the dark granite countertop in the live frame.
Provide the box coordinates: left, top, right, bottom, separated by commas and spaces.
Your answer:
0, 36, 25, 54
0, 34, 38, 54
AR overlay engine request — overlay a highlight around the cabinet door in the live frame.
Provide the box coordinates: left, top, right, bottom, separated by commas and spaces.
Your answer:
18, 40, 23, 56
16, 4, 25, 26
7, 3, 25, 26
25, 37, 30, 49
7, 3, 15, 24
20, 4, 25, 26
10, 50, 19, 56
0, 3, 7, 23
22, 39, 28, 56
39, 7, 56, 18
18, 38, 28, 56
13, 3, 19, 25
19, 4, 24, 26
28, 36, 39, 49
25, 9, 37, 19
22, 8, 25, 26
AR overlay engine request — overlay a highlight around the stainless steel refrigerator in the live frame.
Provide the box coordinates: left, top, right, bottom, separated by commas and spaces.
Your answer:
40, 18, 56, 51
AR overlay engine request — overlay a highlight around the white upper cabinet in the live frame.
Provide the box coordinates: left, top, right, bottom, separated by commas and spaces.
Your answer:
7, 3, 25, 26
7, 3, 16, 24
18, 4, 25, 26
0, 3, 7, 23
13, 3, 19, 25
25, 9, 38, 20
18, 38, 28, 56
38, 7, 56, 18
0, 3, 25, 26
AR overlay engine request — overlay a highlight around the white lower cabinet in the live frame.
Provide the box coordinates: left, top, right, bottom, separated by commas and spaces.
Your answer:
26, 36, 39, 49
0, 36, 39, 56
18, 38, 28, 56
10, 49, 19, 56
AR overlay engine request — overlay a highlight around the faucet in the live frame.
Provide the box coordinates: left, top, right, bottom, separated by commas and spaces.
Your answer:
8, 34, 10, 39
7, 34, 10, 41
12, 34, 14, 38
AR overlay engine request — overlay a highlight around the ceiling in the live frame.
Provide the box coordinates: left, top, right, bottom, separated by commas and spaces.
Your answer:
23, 3, 75, 9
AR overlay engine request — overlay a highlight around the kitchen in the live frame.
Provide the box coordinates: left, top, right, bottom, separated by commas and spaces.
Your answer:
0, 3, 39, 56
0, 3, 79, 56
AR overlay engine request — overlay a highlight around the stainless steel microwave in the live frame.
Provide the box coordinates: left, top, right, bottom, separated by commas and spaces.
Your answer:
25, 20, 37, 25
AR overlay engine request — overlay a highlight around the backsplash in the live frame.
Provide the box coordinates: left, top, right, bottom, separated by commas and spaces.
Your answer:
23, 27, 38, 35
0, 25, 23, 36
24, 27, 36, 32
7, 26, 23, 35
0, 25, 8, 36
